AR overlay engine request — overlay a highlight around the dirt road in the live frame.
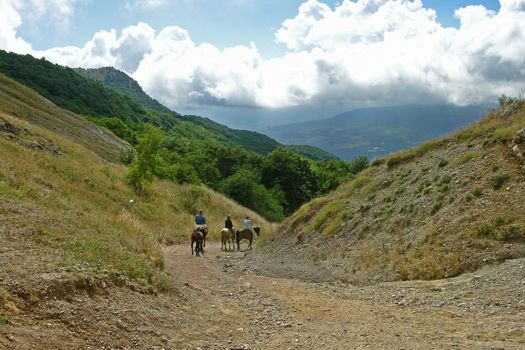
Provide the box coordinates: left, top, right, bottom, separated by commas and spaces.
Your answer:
1, 241, 523, 349
165, 242, 525, 350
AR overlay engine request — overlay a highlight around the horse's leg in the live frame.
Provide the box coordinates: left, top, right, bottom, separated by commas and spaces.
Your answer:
191, 239, 194, 255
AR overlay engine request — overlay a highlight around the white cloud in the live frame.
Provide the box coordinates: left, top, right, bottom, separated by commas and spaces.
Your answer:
10, 0, 85, 27
0, 0, 85, 54
2, 0, 525, 111
0, 0, 32, 53
126, 0, 167, 10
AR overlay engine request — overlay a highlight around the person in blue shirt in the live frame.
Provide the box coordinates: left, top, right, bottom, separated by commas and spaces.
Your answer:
243, 216, 254, 235
195, 211, 206, 225
195, 210, 208, 247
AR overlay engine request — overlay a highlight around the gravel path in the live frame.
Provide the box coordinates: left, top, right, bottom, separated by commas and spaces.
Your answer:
165, 243, 525, 349
1, 242, 523, 349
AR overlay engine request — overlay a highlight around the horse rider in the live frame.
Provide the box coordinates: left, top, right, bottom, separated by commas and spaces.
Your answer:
195, 210, 207, 232
225, 215, 234, 232
244, 216, 255, 235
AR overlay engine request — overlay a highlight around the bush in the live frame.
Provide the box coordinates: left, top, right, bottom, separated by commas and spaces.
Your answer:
438, 183, 449, 193
476, 224, 496, 238
490, 173, 510, 190
431, 202, 442, 215
179, 185, 209, 214
472, 187, 483, 197
499, 225, 525, 242
119, 147, 136, 165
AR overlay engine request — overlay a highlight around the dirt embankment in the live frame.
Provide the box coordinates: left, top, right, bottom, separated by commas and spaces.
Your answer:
1, 242, 524, 349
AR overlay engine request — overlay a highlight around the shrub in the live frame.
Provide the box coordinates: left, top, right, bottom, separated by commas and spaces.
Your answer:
499, 225, 525, 242
438, 159, 449, 167
494, 217, 506, 226
431, 202, 443, 215
119, 147, 136, 165
490, 173, 510, 190
359, 203, 371, 214
472, 187, 483, 197
151, 273, 175, 292
476, 224, 495, 238
438, 183, 449, 193
0, 316, 7, 325
179, 185, 210, 214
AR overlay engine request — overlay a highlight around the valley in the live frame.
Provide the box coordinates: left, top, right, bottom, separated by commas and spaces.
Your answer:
0, 49, 524, 350
266, 105, 488, 161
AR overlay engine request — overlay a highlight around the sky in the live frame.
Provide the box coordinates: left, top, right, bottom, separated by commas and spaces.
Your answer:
1, 0, 522, 129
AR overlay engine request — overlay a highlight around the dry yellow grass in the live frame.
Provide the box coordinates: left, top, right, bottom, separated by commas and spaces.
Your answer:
0, 110, 276, 288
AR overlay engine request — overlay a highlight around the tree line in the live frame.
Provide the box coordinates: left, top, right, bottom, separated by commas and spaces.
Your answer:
128, 126, 368, 221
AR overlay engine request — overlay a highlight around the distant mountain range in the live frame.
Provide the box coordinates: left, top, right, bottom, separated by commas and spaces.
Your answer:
73, 65, 335, 159
265, 105, 490, 161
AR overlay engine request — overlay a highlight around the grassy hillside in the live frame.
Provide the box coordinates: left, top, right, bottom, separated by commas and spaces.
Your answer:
0, 76, 276, 295
0, 73, 127, 162
251, 99, 525, 284
0, 51, 358, 220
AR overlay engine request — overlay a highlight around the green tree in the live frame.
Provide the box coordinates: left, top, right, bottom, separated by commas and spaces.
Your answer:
126, 125, 163, 193
220, 169, 284, 222
261, 147, 318, 214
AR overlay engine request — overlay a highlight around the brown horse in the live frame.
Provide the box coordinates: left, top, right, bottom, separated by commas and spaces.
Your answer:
195, 224, 208, 247
191, 230, 204, 256
220, 228, 235, 251
236, 227, 260, 250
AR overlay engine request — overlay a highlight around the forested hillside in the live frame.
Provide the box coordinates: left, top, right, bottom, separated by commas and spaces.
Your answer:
0, 50, 363, 220
75, 66, 172, 113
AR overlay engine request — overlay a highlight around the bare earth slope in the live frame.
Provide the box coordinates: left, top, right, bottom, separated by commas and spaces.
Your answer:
1, 243, 523, 349
250, 103, 525, 285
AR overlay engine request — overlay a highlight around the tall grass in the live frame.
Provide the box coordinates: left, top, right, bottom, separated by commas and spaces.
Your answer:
0, 112, 276, 288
